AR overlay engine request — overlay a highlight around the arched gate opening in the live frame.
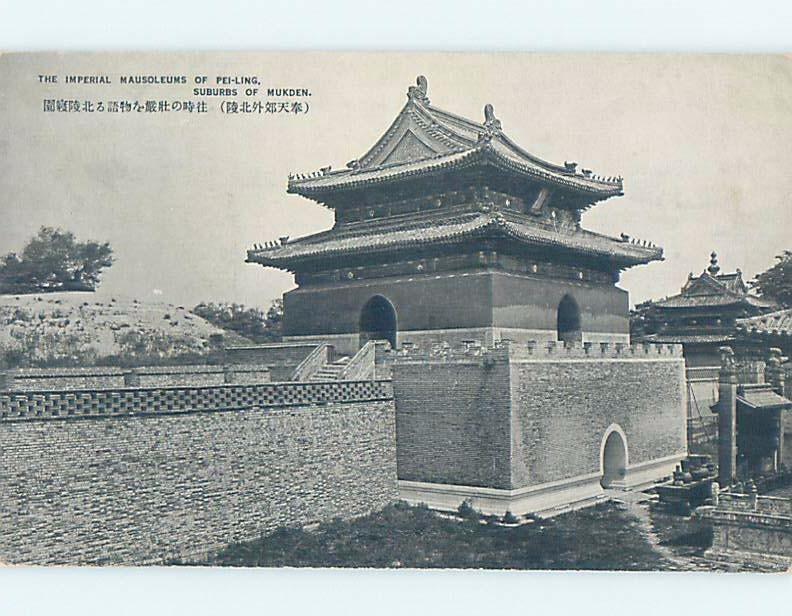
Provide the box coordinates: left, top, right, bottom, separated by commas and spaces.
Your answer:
359, 295, 397, 350
601, 428, 628, 488
557, 294, 582, 343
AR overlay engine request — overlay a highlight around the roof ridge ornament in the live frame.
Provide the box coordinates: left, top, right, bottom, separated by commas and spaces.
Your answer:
483, 103, 502, 132
407, 75, 430, 104
708, 251, 721, 276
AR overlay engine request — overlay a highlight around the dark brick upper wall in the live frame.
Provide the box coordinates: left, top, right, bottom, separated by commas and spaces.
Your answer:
0, 397, 397, 565
491, 272, 629, 335
284, 271, 493, 336
284, 269, 631, 341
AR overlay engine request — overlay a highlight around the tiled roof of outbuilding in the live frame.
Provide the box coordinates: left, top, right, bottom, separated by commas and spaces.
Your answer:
652, 294, 771, 309
639, 333, 734, 344
737, 384, 792, 410
736, 308, 792, 338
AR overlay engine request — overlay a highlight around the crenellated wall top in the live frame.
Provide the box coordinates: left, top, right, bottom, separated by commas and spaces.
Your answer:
394, 339, 683, 364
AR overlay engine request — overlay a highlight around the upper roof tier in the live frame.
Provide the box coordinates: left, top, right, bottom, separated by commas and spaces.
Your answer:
287, 76, 624, 204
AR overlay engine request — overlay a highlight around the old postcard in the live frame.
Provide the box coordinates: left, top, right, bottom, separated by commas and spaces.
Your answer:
0, 52, 790, 571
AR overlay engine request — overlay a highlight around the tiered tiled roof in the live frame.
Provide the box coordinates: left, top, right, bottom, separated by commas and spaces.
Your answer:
246, 209, 662, 270
736, 308, 792, 339
252, 77, 661, 274
640, 333, 735, 345
652, 253, 773, 311
287, 76, 623, 203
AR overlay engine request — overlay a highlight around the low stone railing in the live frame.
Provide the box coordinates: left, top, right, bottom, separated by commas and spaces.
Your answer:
339, 340, 378, 381
290, 343, 333, 381
716, 492, 792, 518
1, 364, 272, 392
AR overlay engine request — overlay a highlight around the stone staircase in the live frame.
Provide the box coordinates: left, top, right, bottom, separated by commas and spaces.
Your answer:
307, 356, 350, 381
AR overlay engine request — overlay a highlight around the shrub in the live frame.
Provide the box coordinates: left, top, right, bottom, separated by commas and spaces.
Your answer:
457, 499, 479, 520
502, 511, 519, 524
192, 299, 283, 343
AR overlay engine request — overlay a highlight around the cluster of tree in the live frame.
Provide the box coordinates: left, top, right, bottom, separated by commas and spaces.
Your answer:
0, 227, 114, 294
752, 250, 792, 308
192, 299, 283, 343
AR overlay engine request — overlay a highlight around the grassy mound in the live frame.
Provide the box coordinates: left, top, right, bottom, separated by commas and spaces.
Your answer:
0, 292, 248, 367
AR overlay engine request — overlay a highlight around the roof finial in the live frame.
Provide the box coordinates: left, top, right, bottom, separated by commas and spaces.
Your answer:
483, 103, 502, 131
707, 251, 720, 276
407, 75, 429, 104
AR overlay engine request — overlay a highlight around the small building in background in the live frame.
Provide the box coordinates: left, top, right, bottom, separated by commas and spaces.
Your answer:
712, 347, 791, 486
633, 253, 776, 450
735, 309, 792, 468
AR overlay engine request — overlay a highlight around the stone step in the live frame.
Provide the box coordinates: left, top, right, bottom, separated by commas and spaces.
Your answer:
314, 368, 344, 377
308, 361, 349, 381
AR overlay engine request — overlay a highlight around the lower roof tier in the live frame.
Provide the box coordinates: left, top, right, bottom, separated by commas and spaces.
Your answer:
247, 209, 662, 272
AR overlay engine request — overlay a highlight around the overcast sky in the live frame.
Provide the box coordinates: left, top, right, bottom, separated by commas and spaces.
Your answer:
1, 52, 790, 309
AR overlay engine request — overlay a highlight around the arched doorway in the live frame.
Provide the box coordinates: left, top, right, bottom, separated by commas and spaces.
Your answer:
359, 295, 397, 350
557, 294, 582, 343
600, 426, 628, 488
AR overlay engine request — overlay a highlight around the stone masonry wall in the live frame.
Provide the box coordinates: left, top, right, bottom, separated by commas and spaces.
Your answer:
511, 357, 687, 487
0, 383, 396, 565
393, 359, 513, 489
393, 341, 686, 491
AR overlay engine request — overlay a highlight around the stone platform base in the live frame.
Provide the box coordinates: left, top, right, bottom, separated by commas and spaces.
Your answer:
399, 454, 683, 518
622, 454, 682, 490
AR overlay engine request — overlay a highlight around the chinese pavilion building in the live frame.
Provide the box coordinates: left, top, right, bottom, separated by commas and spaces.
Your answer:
634, 253, 776, 449
248, 76, 662, 356
248, 77, 687, 515
636, 252, 773, 357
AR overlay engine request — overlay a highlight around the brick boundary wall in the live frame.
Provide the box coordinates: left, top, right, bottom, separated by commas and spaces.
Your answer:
225, 343, 320, 381
509, 355, 686, 489
0, 380, 396, 565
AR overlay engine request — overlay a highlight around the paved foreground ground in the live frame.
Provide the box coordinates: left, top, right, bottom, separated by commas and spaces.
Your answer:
178, 498, 779, 571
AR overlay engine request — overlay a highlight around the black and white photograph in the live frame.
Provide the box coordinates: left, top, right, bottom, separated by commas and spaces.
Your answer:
1, 49, 791, 584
